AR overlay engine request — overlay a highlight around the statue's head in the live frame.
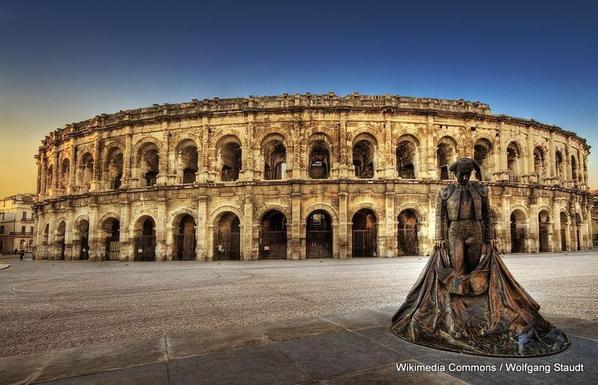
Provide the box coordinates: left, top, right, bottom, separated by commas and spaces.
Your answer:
449, 158, 482, 186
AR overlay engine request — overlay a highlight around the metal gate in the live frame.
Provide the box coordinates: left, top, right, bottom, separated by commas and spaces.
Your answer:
105, 240, 120, 260
176, 234, 196, 260
260, 230, 287, 259
306, 230, 332, 258
539, 226, 549, 252
214, 231, 240, 260
134, 236, 156, 261
511, 228, 525, 253
352, 229, 376, 257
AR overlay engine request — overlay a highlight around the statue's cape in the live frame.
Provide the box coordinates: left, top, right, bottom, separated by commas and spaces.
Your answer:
390, 244, 569, 356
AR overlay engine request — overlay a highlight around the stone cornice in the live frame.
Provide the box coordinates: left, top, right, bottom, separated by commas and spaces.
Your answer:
37, 93, 590, 151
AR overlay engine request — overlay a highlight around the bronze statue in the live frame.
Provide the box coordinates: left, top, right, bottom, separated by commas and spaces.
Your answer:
391, 158, 569, 356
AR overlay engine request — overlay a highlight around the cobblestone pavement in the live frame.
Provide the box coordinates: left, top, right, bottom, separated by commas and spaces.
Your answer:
1, 251, 597, 357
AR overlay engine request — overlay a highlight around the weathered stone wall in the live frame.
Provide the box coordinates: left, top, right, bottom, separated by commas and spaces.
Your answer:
32, 94, 593, 261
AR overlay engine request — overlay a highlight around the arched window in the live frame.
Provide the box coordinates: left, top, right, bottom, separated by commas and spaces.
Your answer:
352, 140, 375, 178
506, 142, 521, 181
571, 155, 578, 182
396, 137, 418, 179
79, 153, 94, 192
218, 137, 242, 182
59, 158, 70, 189
263, 138, 286, 180
105, 147, 124, 190
533, 147, 545, 181
176, 140, 198, 184
555, 151, 564, 180
473, 139, 493, 181
437, 137, 457, 180
137, 143, 159, 186
309, 141, 330, 179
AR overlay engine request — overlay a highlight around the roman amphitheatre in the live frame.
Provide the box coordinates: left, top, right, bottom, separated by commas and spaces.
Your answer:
32, 93, 592, 262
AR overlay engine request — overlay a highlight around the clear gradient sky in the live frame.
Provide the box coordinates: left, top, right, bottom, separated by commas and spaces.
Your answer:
1, 0, 597, 197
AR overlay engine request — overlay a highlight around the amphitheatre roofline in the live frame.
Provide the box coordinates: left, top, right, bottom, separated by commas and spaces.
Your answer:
40, 92, 589, 150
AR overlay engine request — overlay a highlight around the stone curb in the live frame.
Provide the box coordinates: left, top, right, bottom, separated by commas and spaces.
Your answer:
0, 264, 10, 270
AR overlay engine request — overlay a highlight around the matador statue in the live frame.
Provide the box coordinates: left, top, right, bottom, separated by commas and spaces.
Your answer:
390, 158, 569, 356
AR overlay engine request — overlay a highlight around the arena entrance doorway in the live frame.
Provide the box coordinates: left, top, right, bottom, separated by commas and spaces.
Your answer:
306, 210, 332, 258
352, 209, 377, 257
259, 210, 287, 259
510, 210, 526, 253
214, 213, 241, 260
175, 214, 196, 260
134, 217, 156, 261
397, 209, 419, 256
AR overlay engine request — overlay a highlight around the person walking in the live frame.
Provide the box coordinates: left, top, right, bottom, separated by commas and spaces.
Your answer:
19, 249, 24, 261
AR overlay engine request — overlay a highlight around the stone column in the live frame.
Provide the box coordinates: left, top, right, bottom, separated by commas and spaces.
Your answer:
338, 114, 348, 178
119, 199, 131, 261
156, 196, 167, 260
242, 193, 254, 260
425, 117, 436, 178
88, 202, 100, 260
68, 144, 76, 194
290, 188, 302, 260
529, 203, 539, 253
338, 189, 348, 258
384, 191, 396, 257
158, 125, 169, 185
196, 196, 208, 261
383, 115, 396, 179
39, 154, 47, 200
122, 128, 133, 188
51, 149, 59, 195
65, 208, 75, 259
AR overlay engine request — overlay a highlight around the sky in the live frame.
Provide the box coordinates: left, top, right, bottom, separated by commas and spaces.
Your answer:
0, 0, 597, 196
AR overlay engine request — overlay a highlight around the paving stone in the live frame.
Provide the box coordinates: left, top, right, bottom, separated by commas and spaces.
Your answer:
353, 326, 442, 361
259, 316, 344, 342
167, 325, 266, 359
321, 361, 469, 385
0, 351, 54, 385
34, 337, 166, 383
168, 344, 311, 385
545, 313, 598, 341
273, 330, 398, 380
38, 362, 168, 385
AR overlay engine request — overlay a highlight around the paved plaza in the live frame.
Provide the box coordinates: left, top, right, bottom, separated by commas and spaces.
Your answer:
1, 251, 597, 358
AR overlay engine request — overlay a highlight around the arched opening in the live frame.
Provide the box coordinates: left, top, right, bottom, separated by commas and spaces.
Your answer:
46, 165, 54, 192
555, 151, 564, 180
571, 155, 578, 183
134, 216, 156, 261
219, 139, 242, 182
176, 140, 198, 184
263, 139, 286, 180
103, 218, 120, 260
575, 213, 582, 250
308, 141, 330, 179
351, 209, 377, 257
437, 137, 457, 180
42, 223, 50, 256
473, 139, 493, 181
59, 158, 70, 189
137, 143, 160, 187
352, 140, 375, 178
175, 214, 196, 260
560, 212, 568, 251
105, 147, 124, 190
538, 210, 550, 252
56, 221, 66, 260
77, 219, 90, 260
397, 209, 419, 256
510, 209, 526, 253
396, 139, 417, 179
507, 142, 521, 182
306, 210, 332, 258
80, 153, 94, 192
259, 210, 287, 259
214, 212, 241, 260
533, 147, 545, 181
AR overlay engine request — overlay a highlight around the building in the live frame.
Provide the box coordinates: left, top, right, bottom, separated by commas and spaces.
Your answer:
32, 93, 593, 261
0, 194, 36, 254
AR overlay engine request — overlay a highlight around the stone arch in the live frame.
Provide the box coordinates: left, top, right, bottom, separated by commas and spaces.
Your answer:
134, 139, 161, 187
216, 134, 242, 182
211, 208, 242, 260
208, 205, 245, 226
255, 204, 291, 225
306, 133, 333, 179
305, 208, 334, 258
261, 133, 287, 180
396, 134, 420, 179
168, 208, 198, 261
506, 141, 523, 181
473, 136, 494, 181
437, 136, 458, 180
351, 207, 378, 257
211, 128, 248, 149
555, 149, 565, 180
59, 157, 71, 189
174, 138, 199, 184
258, 130, 289, 148
259, 209, 288, 259
397, 208, 420, 256
395, 203, 427, 224
73, 215, 90, 260
131, 214, 157, 261
510, 208, 527, 253
302, 203, 339, 223
54, 218, 67, 260
167, 207, 199, 229
352, 132, 377, 179
103, 145, 124, 190
537, 207, 551, 252
571, 153, 579, 182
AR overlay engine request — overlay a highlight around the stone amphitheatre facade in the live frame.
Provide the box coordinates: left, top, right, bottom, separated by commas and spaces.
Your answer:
33, 93, 592, 262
